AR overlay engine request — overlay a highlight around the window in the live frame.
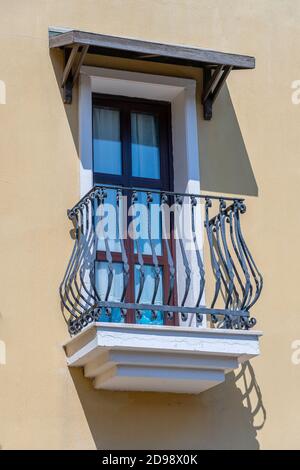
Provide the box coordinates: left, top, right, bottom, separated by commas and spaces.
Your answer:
92, 94, 176, 325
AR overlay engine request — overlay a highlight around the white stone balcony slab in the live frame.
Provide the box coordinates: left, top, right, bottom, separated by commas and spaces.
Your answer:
64, 323, 262, 394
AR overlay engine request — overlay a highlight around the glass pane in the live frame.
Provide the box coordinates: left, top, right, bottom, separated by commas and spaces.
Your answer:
95, 261, 124, 322
134, 264, 164, 325
93, 107, 122, 175
132, 191, 162, 256
131, 112, 160, 179
95, 188, 123, 253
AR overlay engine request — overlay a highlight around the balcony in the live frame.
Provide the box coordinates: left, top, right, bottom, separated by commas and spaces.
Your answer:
60, 186, 263, 393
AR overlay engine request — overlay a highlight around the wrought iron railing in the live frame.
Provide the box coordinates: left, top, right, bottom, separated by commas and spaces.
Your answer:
60, 185, 263, 335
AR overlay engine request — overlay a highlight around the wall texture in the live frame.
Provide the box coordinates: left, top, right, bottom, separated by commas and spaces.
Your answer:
0, 0, 299, 449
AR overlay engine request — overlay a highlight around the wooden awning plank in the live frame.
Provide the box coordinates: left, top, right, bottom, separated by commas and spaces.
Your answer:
49, 30, 255, 70
49, 29, 255, 118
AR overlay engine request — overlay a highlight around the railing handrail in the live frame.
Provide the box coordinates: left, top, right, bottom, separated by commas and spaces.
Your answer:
69, 184, 245, 215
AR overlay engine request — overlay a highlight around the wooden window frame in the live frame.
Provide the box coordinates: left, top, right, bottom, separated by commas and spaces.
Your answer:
92, 93, 177, 325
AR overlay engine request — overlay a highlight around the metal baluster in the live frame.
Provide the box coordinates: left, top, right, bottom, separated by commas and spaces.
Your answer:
205, 198, 221, 323
229, 205, 250, 310
235, 201, 263, 314
233, 201, 254, 312
190, 196, 205, 323
74, 203, 95, 318
59, 238, 78, 319
161, 193, 175, 319
116, 188, 129, 319
59, 209, 81, 334
87, 191, 103, 321
67, 206, 96, 330
78, 198, 97, 304
84, 191, 102, 325
225, 206, 245, 310
71, 205, 95, 329
146, 191, 161, 320
213, 214, 233, 327
217, 208, 243, 313
66, 208, 87, 311
78, 197, 101, 325
68, 201, 97, 330
219, 199, 235, 310
64, 209, 87, 334
132, 191, 145, 320
96, 188, 113, 318
175, 195, 192, 322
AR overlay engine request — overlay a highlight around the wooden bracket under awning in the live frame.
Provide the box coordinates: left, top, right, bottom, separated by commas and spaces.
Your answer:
49, 29, 255, 120
202, 65, 233, 120
61, 44, 89, 104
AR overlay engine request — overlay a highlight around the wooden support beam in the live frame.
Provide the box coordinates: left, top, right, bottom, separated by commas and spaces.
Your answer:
202, 65, 224, 104
62, 48, 73, 104
202, 65, 233, 120
61, 44, 79, 88
61, 45, 89, 104
211, 65, 232, 104
72, 45, 89, 86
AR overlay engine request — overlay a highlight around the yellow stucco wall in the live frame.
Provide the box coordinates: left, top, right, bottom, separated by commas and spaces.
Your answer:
0, 0, 299, 449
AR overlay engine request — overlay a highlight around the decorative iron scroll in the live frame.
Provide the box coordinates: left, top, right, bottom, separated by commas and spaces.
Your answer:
60, 185, 263, 335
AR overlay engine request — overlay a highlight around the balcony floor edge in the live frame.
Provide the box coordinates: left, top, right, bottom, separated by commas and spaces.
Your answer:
63, 322, 262, 394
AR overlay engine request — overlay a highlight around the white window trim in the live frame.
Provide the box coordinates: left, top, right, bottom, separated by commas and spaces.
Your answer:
78, 66, 203, 326
79, 66, 200, 197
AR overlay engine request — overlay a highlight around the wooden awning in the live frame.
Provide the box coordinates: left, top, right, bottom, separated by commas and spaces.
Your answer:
49, 29, 255, 119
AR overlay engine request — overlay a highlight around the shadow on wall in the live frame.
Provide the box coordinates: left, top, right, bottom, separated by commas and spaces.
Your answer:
70, 361, 266, 450
49, 49, 79, 153
199, 84, 258, 197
